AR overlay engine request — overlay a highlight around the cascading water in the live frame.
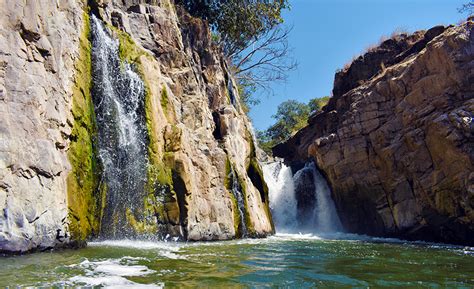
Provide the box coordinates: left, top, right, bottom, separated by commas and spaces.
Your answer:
90, 15, 149, 238
263, 160, 342, 234
229, 167, 248, 237
262, 162, 298, 232
299, 162, 342, 232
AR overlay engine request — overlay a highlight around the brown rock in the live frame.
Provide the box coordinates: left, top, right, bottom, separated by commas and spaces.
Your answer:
275, 20, 474, 245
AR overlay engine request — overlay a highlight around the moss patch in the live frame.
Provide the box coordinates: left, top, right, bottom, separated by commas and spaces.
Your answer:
67, 12, 104, 241
237, 173, 256, 236
245, 126, 275, 233
161, 86, 170, 114
159, 85, 176, 123
225, 158, 257, 237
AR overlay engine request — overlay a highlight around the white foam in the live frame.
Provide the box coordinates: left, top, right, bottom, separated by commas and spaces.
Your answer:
90, 239, 181, 251
95, 263, 153, 276
70, 275, 163, 289
67, 257, 159, 288
89, 240, 186, 260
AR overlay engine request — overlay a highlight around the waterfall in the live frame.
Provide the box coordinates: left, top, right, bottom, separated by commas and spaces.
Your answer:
90, 15, 149, 238
228, 166, 248, 237
262, 162, 298, 232
301, 162, 343, 233
263, 161, 342, 234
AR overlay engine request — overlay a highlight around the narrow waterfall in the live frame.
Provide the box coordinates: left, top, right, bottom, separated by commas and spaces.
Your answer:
263, 161, 342, 234
229, 167, 248, 237
90, 15, 149, 238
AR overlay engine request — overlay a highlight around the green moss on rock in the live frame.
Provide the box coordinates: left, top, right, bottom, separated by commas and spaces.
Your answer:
245, 125, 275, 233
67, 12, 104, 241
247, 158, 275, 233
161, 86, 170, 114
237, 173, 256, 236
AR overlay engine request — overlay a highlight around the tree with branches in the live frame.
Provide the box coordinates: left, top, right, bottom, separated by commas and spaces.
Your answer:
459, 1, 474, 15
176, 0, 296, 105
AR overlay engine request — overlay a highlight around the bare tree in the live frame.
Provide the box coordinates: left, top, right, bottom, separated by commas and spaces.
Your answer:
229, 25, 297, 94
458, 1, 474, 15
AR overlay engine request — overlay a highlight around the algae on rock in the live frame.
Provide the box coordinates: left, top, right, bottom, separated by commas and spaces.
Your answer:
67, 12, 104, 241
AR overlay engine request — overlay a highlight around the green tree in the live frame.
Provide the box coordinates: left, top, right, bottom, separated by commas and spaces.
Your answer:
177, 0, 289, 56
177, 0, 295, 101
257, 96, 330, 155
308, 96, 330, 114
257, 100, 309, 155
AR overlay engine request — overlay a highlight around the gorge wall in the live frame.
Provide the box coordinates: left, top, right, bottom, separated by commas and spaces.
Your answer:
275, 20, 474, 245
0, 0, 273, 253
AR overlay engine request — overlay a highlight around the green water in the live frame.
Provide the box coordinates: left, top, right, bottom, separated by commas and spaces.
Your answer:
1, 234, 473, 288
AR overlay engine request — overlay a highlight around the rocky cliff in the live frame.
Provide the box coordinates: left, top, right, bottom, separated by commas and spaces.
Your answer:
0, 0, 273, 253
275, 20, 474, 245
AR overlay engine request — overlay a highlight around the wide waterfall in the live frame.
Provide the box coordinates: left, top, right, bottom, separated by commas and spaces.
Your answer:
263, 161, 342, 234
90, 15, 149, 238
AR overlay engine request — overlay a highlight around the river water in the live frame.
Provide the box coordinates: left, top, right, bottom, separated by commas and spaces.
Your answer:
0, 234, 473, 287
1, 162, 473, 287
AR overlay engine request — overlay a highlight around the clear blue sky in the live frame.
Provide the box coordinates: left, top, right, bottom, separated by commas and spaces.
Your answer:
249, 0, 469, 131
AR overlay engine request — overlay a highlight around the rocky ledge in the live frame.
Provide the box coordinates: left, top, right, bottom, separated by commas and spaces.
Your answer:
275, 19, 474, 245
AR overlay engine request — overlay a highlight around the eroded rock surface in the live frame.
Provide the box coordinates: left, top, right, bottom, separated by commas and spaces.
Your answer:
275, 20, 474, 245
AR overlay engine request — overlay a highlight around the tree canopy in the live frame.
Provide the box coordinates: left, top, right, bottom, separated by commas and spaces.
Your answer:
176, 0, 289, 56
257, 96, 330, 155
458, 1, 474, 15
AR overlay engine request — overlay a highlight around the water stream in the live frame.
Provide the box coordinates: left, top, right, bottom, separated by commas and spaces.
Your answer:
228, 166, 248, 237
262, 162, 298, 232
90, 15, 149, 238
1, 236, 472, 287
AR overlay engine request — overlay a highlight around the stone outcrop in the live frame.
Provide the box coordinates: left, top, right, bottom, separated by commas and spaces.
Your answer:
275, 20, 474, 245
1, 0, 273, 253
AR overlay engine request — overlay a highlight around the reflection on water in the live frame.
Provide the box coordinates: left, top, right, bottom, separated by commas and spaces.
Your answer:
1, 234, 473, 288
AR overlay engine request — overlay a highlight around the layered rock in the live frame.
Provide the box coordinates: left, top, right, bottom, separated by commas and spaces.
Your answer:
275, 20, 474, 245
0, 0, 273, 253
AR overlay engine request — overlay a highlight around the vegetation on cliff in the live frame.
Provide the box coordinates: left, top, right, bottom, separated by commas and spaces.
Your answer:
257, 96, 329, 154
177, 0, 295, 107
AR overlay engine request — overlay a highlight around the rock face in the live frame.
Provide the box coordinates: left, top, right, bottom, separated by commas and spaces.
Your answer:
275, 20, 474, 245
0, 0, 85, 253
0, 0, 273, 253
